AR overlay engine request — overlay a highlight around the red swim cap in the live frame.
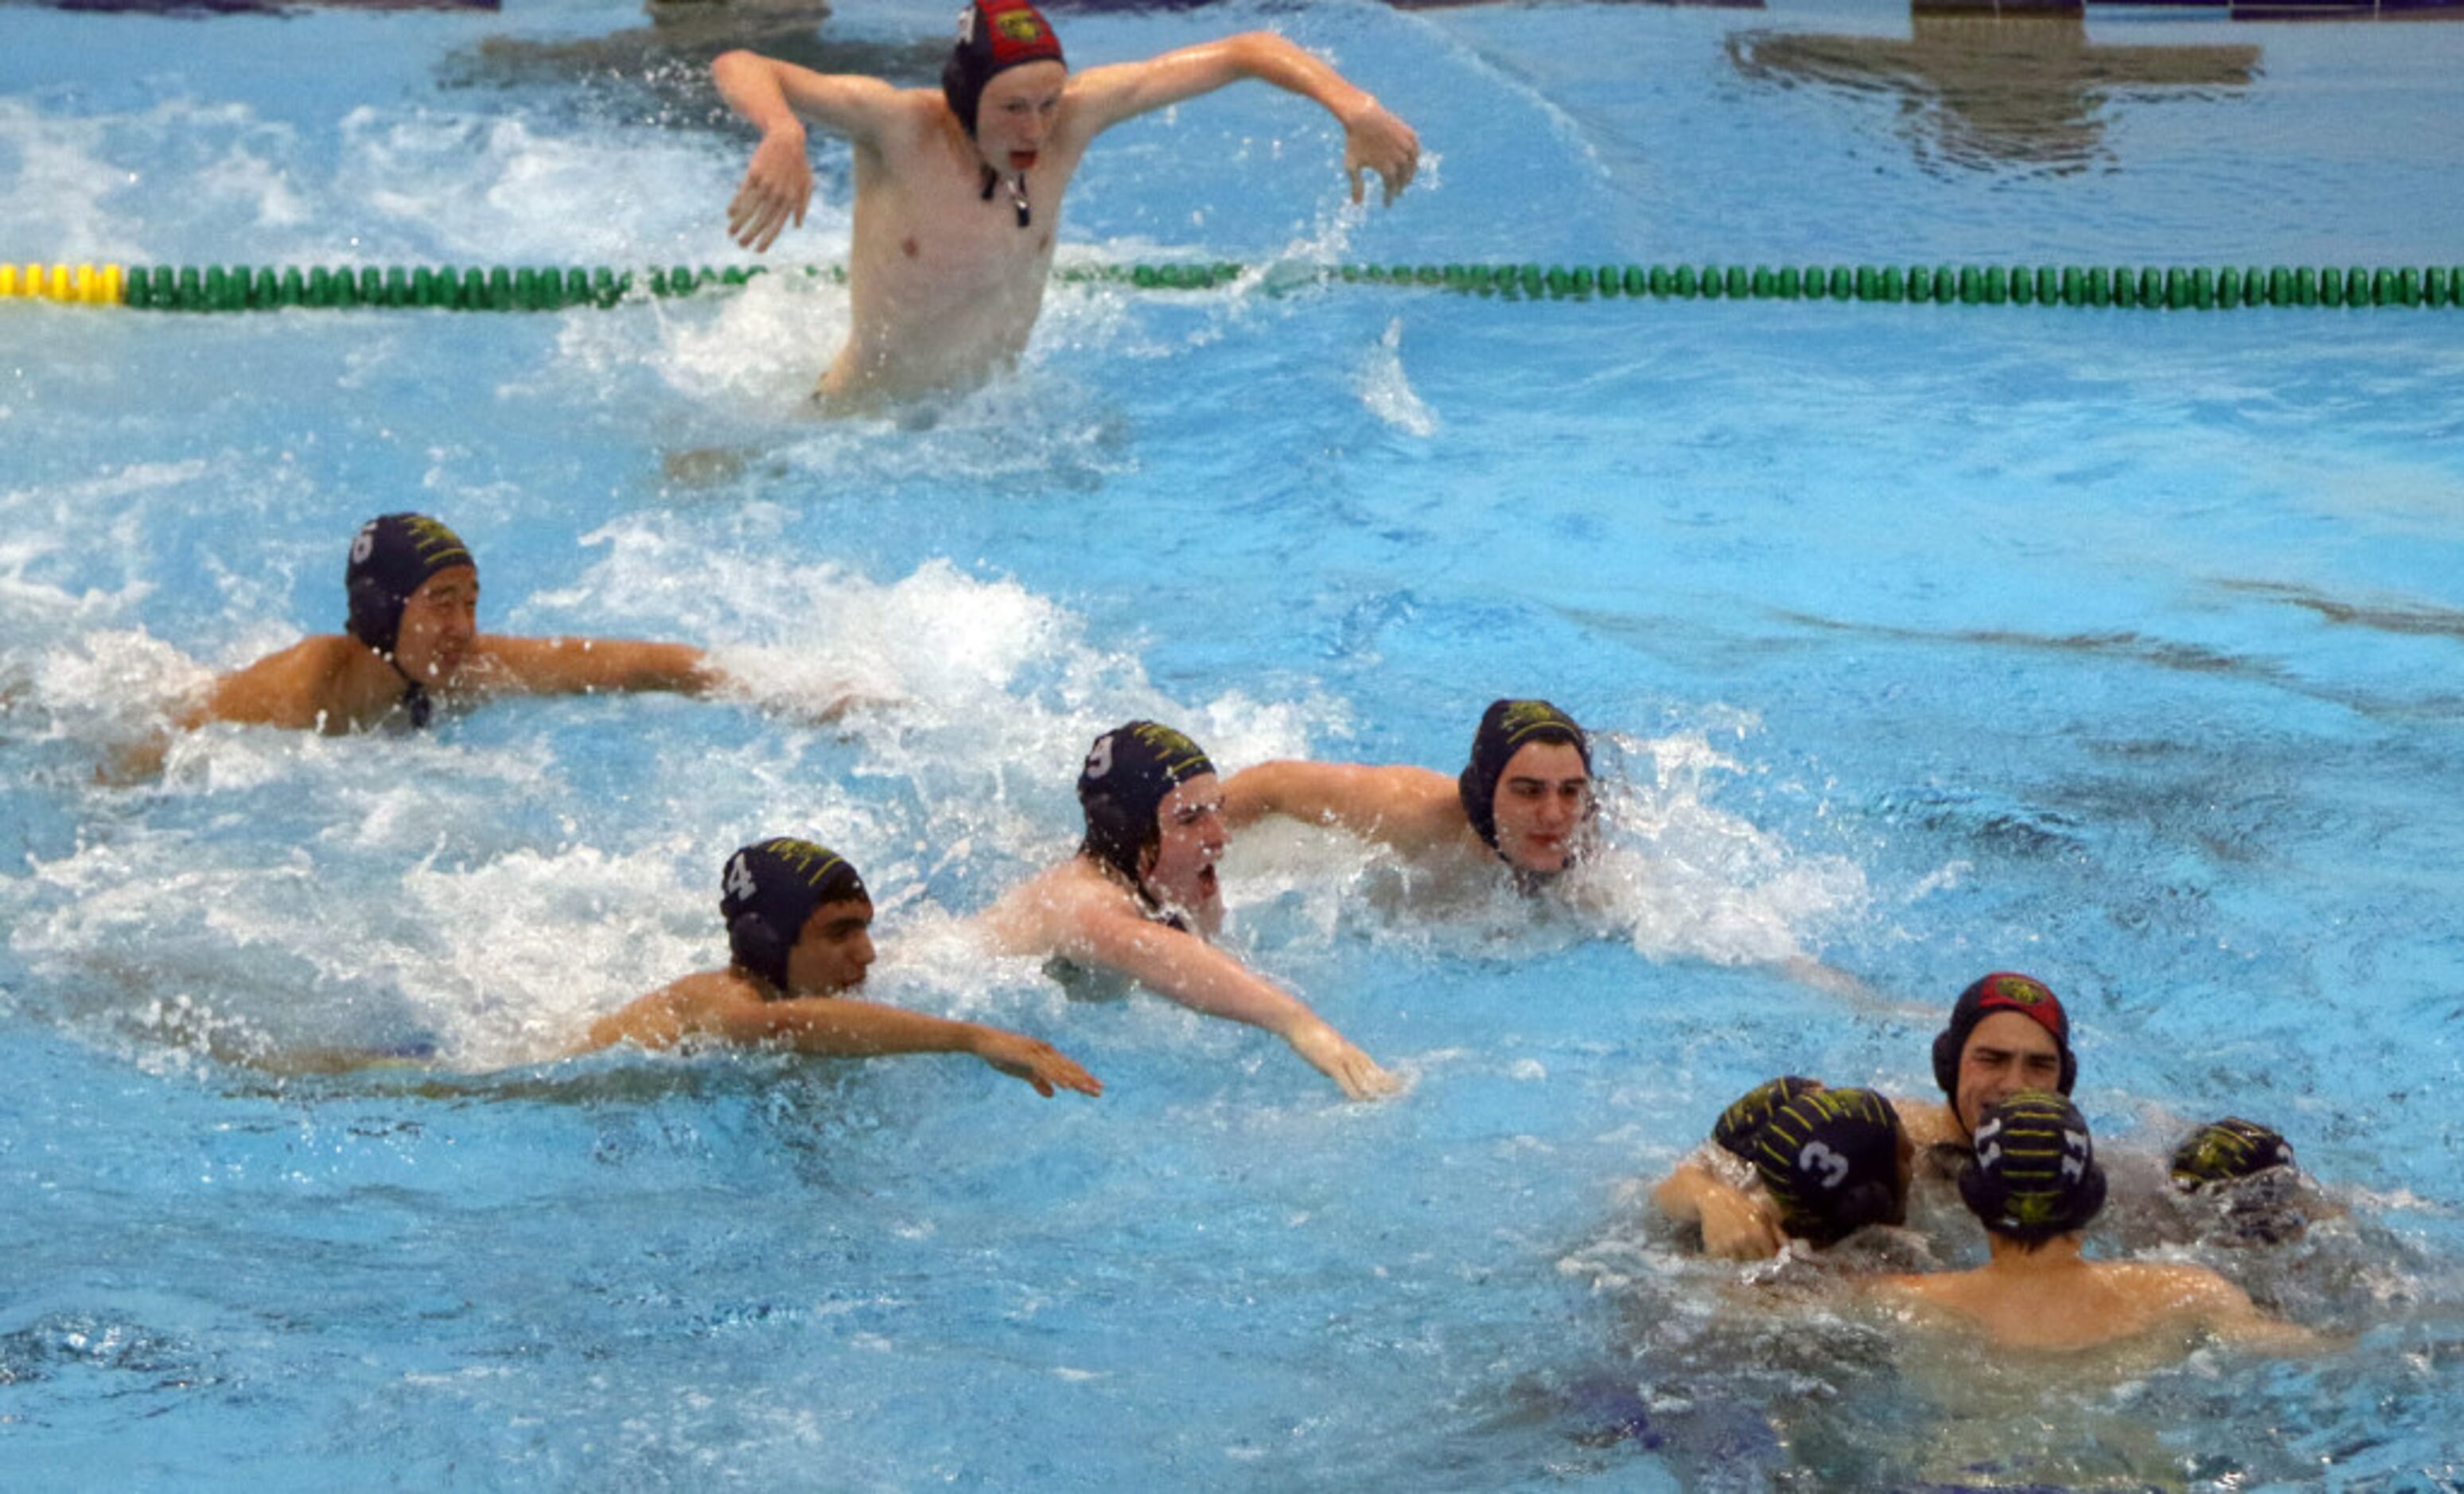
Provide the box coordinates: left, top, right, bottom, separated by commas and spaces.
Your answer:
943, 0, 1065, 136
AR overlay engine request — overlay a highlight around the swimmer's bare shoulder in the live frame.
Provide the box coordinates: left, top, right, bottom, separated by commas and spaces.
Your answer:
187, 635, 366, 733
1891, 1096, 1965, 1150
2104, 1261, 2328, 1350
576, 969, 751, 1052
977, 858, 1130, 960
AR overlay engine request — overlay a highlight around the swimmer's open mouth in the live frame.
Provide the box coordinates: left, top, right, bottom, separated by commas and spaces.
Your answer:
1009, 150, 1038, 171
1198, 865, 1219, 896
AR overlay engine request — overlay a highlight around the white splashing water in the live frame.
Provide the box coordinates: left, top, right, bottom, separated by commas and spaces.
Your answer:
1359, 317, 1437, 438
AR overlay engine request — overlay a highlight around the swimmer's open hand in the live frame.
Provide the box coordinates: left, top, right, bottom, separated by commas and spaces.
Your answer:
1341, 101, 1419, 208
728, 126, 813, 252
1286, 1018, 1401, 1102
975, 1030, 1104, 1098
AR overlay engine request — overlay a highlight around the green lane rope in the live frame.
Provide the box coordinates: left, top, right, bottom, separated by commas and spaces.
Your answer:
6, 258, 2461, 311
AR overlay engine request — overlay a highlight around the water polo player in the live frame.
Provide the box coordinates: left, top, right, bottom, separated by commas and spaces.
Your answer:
1872, 1093, 2314, 1352
1652, 1077, 1912, 1259
978, 720, 1397, 1100
579, 837, 1100, 1097
1650, 971, 2081, 1255
711, 0, 1419, 410
2169, 1117, 2312, 1246
183, 513, 720, 736
1222, 698, 1596, 883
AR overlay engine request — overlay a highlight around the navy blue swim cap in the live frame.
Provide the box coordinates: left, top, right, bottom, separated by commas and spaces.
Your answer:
941, 0, 1063, 138
2172, 1117, 2305, 1244
1958, 1091, 2107, 1246
721, 838, 870, 994
1457, 698, 1590, 852
2171, 1117, 2295, 1189
344, 513, 474, 657
1752, 1086, 1908, 1247
1711, 1076, 1825, 1161
1930, 971, 2077, 1103
1077, 721, 1213, 889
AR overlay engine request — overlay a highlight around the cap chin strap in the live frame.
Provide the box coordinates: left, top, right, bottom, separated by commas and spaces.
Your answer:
366, 641, 433, 728
979, 164, 1030, 228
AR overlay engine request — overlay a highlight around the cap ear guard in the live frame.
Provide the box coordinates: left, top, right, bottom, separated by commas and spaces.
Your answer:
726, 910, 792, 992
346, 570, 405, 656
1956, 1151, 2005, 1224
1079, 788, 1153, 885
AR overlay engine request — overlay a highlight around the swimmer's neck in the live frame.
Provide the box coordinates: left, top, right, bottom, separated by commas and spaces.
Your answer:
336, 639, 442, 725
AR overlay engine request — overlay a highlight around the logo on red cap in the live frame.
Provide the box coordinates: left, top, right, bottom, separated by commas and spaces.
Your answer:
1977, 972, 2065, 1034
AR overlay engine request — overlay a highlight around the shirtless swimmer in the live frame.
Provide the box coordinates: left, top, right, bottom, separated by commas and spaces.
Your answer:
580, 836, 1102, 1097
714, 0, 1421, 410
978, 720, 1398, 1100
183, 513, 720, 737
1222, 698, 1595, 884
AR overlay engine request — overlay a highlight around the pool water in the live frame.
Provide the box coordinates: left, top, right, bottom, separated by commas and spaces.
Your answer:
6, 0, 2463, 1486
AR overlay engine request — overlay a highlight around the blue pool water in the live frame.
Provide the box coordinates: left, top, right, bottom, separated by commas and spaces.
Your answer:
6, 0, 2463, 1486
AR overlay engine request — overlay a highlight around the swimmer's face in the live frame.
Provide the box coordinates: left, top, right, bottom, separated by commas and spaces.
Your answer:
1139, 772, 1227, 930
785, 897, 876, 996
1489, 740, 1591, 873
1954, 1011, 2065, 1136
976, 61, 1065, 173
391, 566, 480, 686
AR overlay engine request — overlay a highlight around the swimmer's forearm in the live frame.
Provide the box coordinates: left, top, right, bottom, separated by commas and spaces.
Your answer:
769, 999, 988, 1057
712, 50, 808, 141
1216, 32, 1383, 123
1157, 967, 1315, 1035
477, 636, 714, 696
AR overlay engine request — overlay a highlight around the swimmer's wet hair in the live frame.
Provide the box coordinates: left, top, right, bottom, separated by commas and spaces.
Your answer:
1076, 721, 1213, 894
1958, 1091, 2107, 1248
942, 0, 1064, 138
1456, 698, 1590, 855
1751, 1086, 1907, 1247
721, 838, 869, 994
344, 513, 473, 658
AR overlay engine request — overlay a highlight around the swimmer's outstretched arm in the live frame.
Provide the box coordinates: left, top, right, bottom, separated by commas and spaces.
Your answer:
588, 985, 1102, 1097
1067, 905, 1398, 1100
711, 51, 912, 252
468, 636, 721, 698
1065, 33, 1420, 206
1220, 760, 1456, 847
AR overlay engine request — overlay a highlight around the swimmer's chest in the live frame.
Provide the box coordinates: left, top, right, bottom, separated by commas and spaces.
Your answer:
863, 158, 1065, 291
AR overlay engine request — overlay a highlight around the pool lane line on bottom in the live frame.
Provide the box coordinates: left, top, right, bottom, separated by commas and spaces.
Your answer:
6, 259, 2463, 312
